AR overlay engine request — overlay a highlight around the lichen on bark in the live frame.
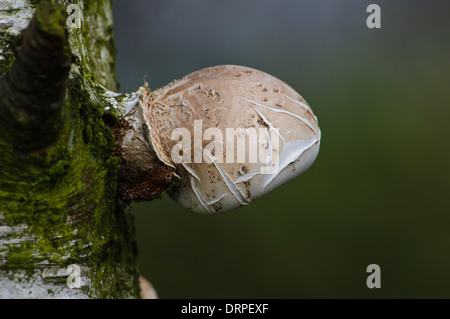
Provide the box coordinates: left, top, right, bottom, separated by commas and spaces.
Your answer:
0, 0, 140, 298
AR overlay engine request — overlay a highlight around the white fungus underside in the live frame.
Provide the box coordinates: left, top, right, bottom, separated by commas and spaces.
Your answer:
177, 95, 320, 214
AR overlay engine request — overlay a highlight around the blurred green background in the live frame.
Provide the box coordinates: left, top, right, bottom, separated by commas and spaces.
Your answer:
113, 0, 450, 298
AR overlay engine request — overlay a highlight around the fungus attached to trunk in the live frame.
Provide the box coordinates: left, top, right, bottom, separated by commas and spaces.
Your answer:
115, 65, 321, 213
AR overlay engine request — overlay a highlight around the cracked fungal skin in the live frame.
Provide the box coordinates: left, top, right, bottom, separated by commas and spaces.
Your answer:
139, 65, 321, 214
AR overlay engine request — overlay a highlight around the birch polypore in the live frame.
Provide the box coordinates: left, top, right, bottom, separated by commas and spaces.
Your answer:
115, 65, 320, 213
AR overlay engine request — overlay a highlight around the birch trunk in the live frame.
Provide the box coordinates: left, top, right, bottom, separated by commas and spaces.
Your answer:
0, 0, 141, 298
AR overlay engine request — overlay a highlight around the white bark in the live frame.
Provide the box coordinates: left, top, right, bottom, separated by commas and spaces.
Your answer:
0, 0, 141, 299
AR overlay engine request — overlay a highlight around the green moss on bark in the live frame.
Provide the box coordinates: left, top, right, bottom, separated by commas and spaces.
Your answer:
0, 75, 139, 297
0, 0, 139, 298
0, 53, 14, 75
69, 0, 118, 91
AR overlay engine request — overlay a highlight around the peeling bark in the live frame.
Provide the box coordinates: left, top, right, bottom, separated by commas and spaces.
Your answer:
113, 93, 176, 202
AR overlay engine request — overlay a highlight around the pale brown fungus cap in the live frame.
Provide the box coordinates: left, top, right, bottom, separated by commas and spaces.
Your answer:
121, 65, 320, 213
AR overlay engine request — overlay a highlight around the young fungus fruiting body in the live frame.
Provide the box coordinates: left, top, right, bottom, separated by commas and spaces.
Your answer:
116, 65, 320, 213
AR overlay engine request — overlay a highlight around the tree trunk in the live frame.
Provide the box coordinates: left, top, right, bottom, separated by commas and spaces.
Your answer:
0, 0, 141, 298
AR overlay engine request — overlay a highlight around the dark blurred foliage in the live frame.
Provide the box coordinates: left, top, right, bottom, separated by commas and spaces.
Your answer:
113, 0, 450, 298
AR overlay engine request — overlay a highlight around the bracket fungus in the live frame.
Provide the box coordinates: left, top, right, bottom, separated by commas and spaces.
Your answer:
114, 65, 320, 213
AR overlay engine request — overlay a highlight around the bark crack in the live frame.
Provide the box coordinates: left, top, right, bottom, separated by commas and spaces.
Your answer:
0, 3, 71, 153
